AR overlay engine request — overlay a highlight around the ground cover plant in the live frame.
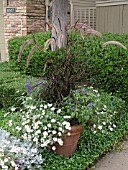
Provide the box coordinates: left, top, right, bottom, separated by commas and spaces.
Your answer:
0, 101, 127, 169
0, 23, 128, 169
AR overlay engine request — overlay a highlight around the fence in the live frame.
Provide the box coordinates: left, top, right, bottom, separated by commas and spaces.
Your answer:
96, 0, 128, 33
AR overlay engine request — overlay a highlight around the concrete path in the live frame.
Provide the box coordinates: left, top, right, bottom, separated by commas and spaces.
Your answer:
94, 140, 128, 170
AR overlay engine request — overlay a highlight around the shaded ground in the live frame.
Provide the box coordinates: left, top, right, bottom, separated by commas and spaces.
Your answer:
94, 140, 128, 170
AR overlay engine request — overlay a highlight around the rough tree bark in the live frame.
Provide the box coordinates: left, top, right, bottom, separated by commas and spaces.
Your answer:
52, 0, 68, 50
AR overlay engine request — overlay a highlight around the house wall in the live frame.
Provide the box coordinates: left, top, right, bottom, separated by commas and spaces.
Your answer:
3, 0, 27, 61
0, 0, 6, 61
96, 0, 128, 33
26, 0, 46, 34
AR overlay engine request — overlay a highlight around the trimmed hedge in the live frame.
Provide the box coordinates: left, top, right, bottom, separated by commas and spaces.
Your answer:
8, 32, 128, 101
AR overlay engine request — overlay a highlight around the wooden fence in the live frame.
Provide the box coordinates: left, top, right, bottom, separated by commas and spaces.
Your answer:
96, 0, 128, 33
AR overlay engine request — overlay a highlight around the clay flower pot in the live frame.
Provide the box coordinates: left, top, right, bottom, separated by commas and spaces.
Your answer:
53, 124, 83, 157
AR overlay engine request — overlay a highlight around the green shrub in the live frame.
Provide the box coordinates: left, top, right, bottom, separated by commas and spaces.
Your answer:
0, 78, 26, 109
8, 32, 128, 102
8, 32, 51, 75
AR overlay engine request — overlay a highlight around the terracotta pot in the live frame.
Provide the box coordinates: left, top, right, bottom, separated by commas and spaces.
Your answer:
53, 124, 83, 157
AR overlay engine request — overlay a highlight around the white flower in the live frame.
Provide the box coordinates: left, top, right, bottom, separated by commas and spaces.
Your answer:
113, 124, 116, 128
8, 120, 12, 127
43, 131, 48, 137
52, 146, 56, 151
52, 130, 57, 134
93, 131, 97, 134
11, 107, 16, 112
58, 127, 63, 131
93, 124, 96, 128
11, 161, 16, 167
15, 167, 19, 170
40, 104, 44, 108
109, 127, 113, 131
15, 126, 21, 131
4, 158, 9, 163
93, 89, 98, 93
51, 107, 55, 111
62, 121, 70, 126
43, 126, 47, 130
35, 130, 41, 135
65, 125, 71, 130
47, 123, 51, 128
58, 132, 62, 136
2, 165, 8, 169
98, 125, 102, 130
0, 160, 4, 166
44, 105, 47, 109
103, 122, 106, 125
51, 119, 56, 123
63, 115, 71, 119
48, 103, 52, 107
53, 137, 58, 142
4, 112, 9, 117
57, 109, 61, 114
67, 132, 71, 136
31, 148, 37, 153
42, 110, 45, 115
57, 138, 63, 146
33, 137, 38, 142
30, 105, 36, 110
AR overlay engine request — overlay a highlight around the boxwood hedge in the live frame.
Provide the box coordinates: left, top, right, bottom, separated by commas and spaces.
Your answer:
8, 32, 128, 102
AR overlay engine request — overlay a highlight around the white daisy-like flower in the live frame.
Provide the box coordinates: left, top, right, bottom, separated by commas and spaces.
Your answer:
109, 127, 113, 131
11, 107, 16, 112
44, 105, 47, 109
98, 125, 102, 130
48, 103, 52, 107
53, 137, 57, 142
113, 124, 116, 128
51, 107, 55, 111
58, 132, 62, 136
30, 106, 36, 110
57, 138, 63, 146
8, 120, 12, 127
16, 126, 21, 131
40, 104, 44, 108
31, 148, 37, 153
33, 137, 38, 142
4, 158, 9, 163
63, 115, 71, 119
57, 109, 61, 114
2, 165, 8, 169
42, 110, 45, 115
67, 132, 71, 136
93, 124, 96, 128
93, 131, 97, 134
51, 119, 56, 123
65, 125, 71, 130
103, 122, 106, 125
52, 146, 56, 151
11, 161, 16, 167
43, 131, 48, 137
43, 126, 47, 130
47, 123, 51, 128
52, 130, 57, 134
58, 127, 63, 131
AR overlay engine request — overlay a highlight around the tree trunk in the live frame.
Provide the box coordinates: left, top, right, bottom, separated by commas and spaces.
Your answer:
52, 0, 68, 50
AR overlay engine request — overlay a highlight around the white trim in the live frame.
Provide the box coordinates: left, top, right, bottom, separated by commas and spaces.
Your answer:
96, 0, 128, 7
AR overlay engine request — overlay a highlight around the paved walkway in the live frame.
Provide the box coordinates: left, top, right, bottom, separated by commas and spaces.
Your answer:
94, 140, 128, 170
